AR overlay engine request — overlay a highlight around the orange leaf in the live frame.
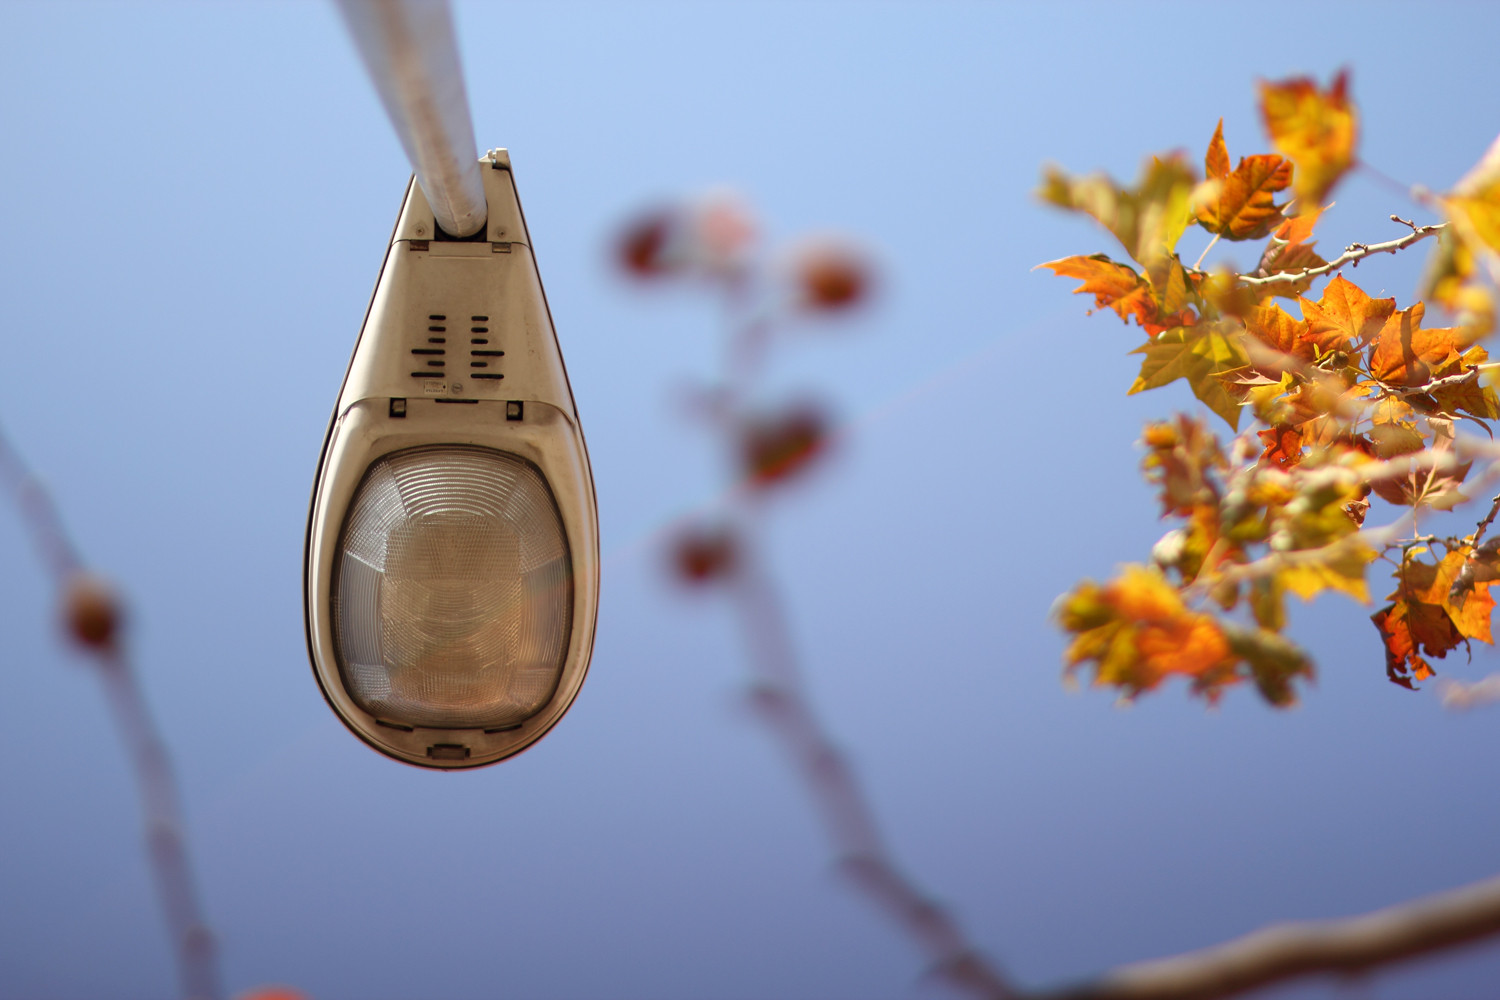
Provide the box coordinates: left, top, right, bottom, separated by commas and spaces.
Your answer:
1367, 301, 1463, 386
1039, 254, 1154, 326
1254, 239, 1328, 299
1273, 204, 1326, 245
1260, 70, 1357, 209
1298, 275, 1395, 353
1257, 425, 1304, 469
1204, 119, 1231, 181
1195, 125, 1291, 241
1244, 302, 1313, 373
1372, 600, 1443, 689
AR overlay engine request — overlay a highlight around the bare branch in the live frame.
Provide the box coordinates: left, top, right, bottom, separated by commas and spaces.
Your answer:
0, 426, 221, 1000
1028, 873, 1500, 1000
1240, 221, 1446, 288
730, 541, 1015, 999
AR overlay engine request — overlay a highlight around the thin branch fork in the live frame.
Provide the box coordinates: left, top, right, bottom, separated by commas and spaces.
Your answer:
1240, 220, 1446, 288
1029, 871, 1500, 1000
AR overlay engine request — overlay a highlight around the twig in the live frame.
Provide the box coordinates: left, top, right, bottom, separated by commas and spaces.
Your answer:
1193, 234, 1221, 271
1471, 492, 1500, 547
1027, 871, 1500, 1000
1240, 222, 1446, 288
0, 425, 220, 1000
730, 533, 1015, 999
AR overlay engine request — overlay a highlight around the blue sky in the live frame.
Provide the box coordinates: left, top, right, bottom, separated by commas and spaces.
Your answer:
2, 2, 1500, 998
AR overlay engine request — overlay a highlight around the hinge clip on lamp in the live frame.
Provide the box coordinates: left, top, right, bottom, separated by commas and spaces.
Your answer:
305, 2, 599, 769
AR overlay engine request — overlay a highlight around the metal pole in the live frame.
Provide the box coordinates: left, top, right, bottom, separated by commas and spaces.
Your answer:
336, 0, 488, 237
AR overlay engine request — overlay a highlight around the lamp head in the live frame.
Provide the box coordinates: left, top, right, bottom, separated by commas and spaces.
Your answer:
304, 150, 599, 768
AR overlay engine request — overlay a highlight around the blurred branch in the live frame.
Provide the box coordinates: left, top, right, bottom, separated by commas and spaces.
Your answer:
731, 536, 1014, 999
1439, 673, 1500, 711
1031, 873, 1500, 1000
0, 425, 220, 1000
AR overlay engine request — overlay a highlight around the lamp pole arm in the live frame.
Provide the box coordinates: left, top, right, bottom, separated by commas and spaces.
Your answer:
336, 0, 488, 238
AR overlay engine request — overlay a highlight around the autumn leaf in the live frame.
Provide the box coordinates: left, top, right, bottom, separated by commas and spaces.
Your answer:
1196, 120, 1292, 240
1057, 565, 1313, 706
1140, 415, 1226, 517
1254, 239, 1329, 299
1038, 254, 1154, 324
1369, 415, 1470, 510
1040, 155, 1205, 266
1258, 425, 1304, 469
1279, 539, 1376, 603
1421, 228, 1496, 339
1057, 564, 1233, 699
1130, 321, 1251, 429
1367, 302, 1463, 387
1243, 302, 1313, 375
1372, 547, 1499, 688
1444, 132, 1500, 256
1223, 624, 1314, 707
1260, 71, 1357, 209
1450, 537, 1500, 601
1431, 347, 1500, 420
1372, 601, 1442, 688
1037, 253, 1195, 336
1298, 275, 1395, 353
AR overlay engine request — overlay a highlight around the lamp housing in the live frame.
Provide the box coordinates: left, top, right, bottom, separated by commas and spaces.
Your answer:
304, 150, 598, 769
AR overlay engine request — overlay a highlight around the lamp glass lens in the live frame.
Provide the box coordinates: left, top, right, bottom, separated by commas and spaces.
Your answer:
332, 445, 572, 729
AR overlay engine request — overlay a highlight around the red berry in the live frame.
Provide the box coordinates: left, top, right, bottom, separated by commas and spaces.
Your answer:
617, 211, 676, 277
62, 573, 120, 650
741, 407, 829, 487
671, 528, 738, 584
795, 242, 870, 311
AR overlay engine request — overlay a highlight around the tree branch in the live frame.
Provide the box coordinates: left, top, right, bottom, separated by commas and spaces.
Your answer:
730, 535, 1015, 999
1240, 220, 1446, 288
0, 424, 221, 1000
1028, 872, 1500, 1000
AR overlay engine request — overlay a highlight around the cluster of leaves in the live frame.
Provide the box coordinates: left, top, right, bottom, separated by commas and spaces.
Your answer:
615, 194, 871, 584
1043, 73, 1500, 704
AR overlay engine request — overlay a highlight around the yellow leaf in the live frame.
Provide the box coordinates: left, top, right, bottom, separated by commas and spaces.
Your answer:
1259, 71, 1357, 209
1280, 541, 1376, 602
1040, 156, 1205, 266
1130, 322, 1250, 429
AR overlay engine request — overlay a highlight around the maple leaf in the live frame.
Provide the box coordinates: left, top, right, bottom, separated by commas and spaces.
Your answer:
1259, 71, 1357, 209
1367, 301, 1464, 387
1430, 346, 1500, 420
1130, 321, 1250, 429
1444, 132, 1500, 256
1298, 275, 1395, 353
1370, 416, 1471, 510
1140, 415, 1226, 517
1279, 540, 1376, 603
1058, 564, 1235, 699
1243, 302, 1313, 375
1196, 120, 1292, 240
1372, 548, 1499, 688
1040, 155, 1206, 266
1254, 239, 1329, 299
1038, 254, 1155, 326
1223, 624, 1314, 707
1258, 425, 1304, 469
1450, 537, 1500, 601
1421, 228, 1496, 339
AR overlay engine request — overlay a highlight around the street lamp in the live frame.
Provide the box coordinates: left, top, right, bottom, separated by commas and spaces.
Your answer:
305, 151, 598, 768
309, 1, 597, 768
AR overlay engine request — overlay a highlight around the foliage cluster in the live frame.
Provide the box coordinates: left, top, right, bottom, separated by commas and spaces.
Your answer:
1044, 73, 1500, 704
